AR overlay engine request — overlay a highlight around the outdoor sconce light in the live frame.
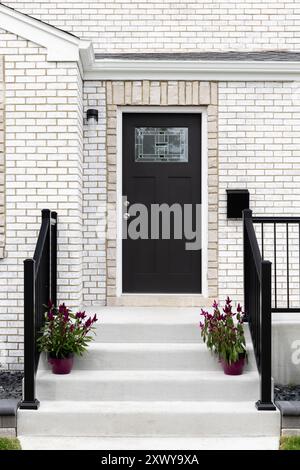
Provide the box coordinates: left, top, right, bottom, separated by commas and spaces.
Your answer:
86, 109, 98, 124
226, 189, 250, 219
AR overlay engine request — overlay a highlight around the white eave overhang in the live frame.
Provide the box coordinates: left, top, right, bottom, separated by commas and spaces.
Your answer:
1, 4, 300, 82
82, 57, 300, 81
0, 3, 90, 64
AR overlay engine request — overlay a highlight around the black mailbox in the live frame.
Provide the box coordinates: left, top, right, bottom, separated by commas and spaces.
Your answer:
226, 189, 250, 219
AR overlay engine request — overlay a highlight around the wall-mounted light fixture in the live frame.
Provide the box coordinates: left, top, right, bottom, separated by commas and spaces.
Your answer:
86, 109, 98, 124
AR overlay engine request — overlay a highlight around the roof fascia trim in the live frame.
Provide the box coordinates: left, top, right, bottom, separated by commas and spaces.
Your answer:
84, 58, 300, 81
0, 4, 85, 62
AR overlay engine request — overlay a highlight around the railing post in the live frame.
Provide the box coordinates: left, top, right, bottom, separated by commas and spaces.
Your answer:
51, 211, 57, 306
243, 209, 252, 322
42, 209, 51, 305
19, 258, 40, 410
256, 259, 276, 411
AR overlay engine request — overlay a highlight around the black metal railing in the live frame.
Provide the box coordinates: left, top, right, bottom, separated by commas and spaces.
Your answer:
19, 209, 57, 410
252, 216, 300, 312
243, 209, 276, 410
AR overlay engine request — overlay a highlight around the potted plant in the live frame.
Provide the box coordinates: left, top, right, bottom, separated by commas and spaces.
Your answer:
199, 297, 247, 375
38, 301, 98, 374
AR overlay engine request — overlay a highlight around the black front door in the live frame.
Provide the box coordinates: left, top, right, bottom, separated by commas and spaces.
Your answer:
122, 113, 201, 293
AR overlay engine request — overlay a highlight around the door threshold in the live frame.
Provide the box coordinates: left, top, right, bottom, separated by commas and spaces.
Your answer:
107, 294, 213, 307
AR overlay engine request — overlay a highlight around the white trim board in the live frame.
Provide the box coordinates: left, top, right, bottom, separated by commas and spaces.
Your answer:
0, 3, 91, 63
116, 106, 208, 298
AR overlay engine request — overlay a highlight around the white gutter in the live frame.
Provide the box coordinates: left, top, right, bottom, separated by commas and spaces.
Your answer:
82, 58, 300, 81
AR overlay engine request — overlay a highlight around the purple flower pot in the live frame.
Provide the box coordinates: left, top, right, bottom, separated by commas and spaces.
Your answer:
48, 354, 74, 374
221, 356, 245, 375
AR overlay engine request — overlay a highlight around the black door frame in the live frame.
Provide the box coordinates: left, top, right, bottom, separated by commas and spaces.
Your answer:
116, 107, 208, 297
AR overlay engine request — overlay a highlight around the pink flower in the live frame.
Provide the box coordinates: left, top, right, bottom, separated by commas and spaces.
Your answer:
63, 312, 69, 323
223, 304, 232, 314
85, 317, 92, 329
58, 303, 69, 315
76, 311, 86, 320
92, 314, 98, 323
48, 311, 54, 321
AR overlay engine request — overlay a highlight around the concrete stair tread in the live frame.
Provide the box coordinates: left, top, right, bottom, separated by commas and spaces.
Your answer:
82, 342, 254, 351
28, 399, 275, 414
39, 341, 256, 372
88, 306, 253, 330
87, 306, 253, 344
91, 342, 209, 349
81, 306, 204, 324
37, 369, 259, 382
18, 399, 280, 437
36, 369, 259, 402
18, 435, 280, 450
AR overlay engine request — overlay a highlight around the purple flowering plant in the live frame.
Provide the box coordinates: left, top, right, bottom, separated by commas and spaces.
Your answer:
37, 301, 98, 358
200, 297, 247, 365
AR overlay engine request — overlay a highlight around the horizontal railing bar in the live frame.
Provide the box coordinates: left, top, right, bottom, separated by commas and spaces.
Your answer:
271, 308, 300, 312
253, 216, 300, 223
33, 218, 50, 274
253, 215, 300, 312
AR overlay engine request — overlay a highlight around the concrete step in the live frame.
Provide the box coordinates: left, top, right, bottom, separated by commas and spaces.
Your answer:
87, 306, 253, 344
36, 369, 260, 402
24, 307, 278, 443
39, 342, 257, 371
83, 306, 219, 343
18, 400, 280, 438
18, 435, 280, 450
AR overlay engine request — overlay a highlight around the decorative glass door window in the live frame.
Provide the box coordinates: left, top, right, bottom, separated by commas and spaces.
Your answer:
135, 127, 188, 162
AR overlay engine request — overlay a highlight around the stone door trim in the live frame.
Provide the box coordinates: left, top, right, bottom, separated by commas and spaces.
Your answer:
105, 80, 218, 303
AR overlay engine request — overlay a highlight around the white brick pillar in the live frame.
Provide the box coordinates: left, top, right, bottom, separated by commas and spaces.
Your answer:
0, 56, 5, 258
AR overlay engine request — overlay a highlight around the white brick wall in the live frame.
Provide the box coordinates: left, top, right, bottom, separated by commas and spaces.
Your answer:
2, 3, 300, 366
218, 81, 300, 305
0, 29, 83, 369
3, 1, 300, 52
82, 81, 106, 305
0, 56, 5, 259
